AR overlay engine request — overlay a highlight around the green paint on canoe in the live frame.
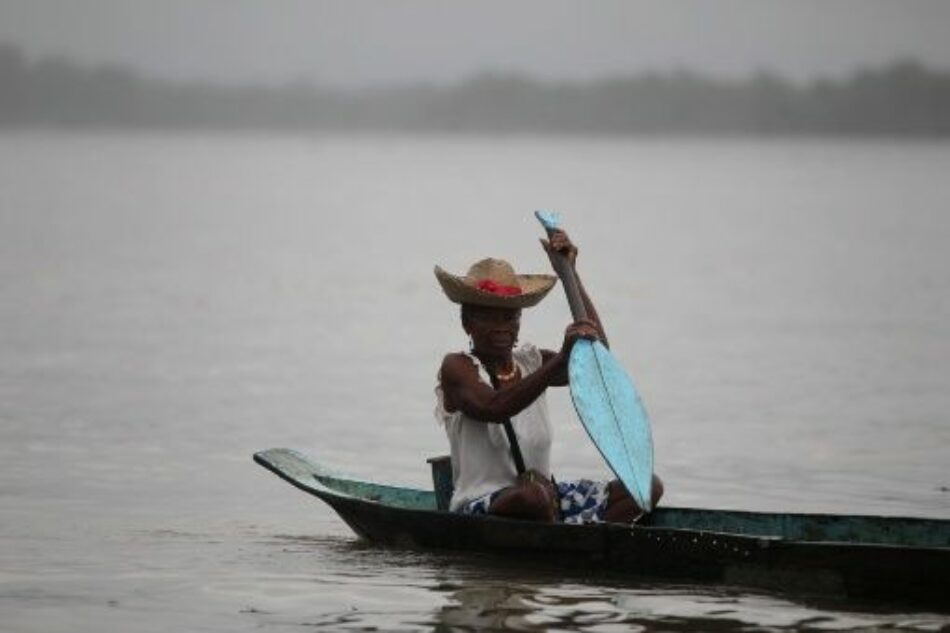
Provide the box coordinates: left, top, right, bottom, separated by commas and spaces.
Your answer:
256, 448, 437, 510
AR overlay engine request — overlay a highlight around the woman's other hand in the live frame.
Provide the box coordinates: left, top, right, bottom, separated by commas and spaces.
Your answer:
540, 229, 578, 269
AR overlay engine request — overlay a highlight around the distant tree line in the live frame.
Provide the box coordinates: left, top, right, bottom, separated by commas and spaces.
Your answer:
2, 42, 950, 136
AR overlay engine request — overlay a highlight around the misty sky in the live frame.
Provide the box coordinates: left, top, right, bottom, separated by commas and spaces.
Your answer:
3, 0, 950, 87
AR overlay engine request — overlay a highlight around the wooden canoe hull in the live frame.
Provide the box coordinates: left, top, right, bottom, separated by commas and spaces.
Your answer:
254, 448, 950, 611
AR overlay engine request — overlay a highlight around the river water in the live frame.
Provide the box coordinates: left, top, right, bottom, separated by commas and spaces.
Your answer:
1, 131, 948, 631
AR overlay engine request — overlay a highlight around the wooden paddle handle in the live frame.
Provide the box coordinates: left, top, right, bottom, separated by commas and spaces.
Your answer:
535, 210, 590, 322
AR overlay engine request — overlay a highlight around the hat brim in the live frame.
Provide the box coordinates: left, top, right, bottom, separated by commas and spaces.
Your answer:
434, 265, 557, 309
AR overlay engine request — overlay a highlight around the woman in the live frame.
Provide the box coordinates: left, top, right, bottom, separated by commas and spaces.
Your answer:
434, 230, 663, 524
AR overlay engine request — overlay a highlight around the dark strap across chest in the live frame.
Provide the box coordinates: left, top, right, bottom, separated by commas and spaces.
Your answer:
488, 371, 526, 475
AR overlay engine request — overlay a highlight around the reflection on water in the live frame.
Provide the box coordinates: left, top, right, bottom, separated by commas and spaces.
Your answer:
432, 580, 950, 632
435, 584, 536, 631
255, 535, 950, 632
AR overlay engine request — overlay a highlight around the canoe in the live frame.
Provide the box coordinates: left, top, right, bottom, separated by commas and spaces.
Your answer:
253, 448, 950, 610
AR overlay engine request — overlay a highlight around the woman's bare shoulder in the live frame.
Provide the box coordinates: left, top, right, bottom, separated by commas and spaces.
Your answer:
440, 352, 478, 383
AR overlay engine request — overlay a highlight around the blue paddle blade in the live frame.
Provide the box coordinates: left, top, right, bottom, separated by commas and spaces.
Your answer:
568, 339, 655, 512
534, 209, 561, 231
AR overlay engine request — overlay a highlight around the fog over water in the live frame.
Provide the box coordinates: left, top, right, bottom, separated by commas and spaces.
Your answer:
4, 3, 950, 136
2, 0, 950, 87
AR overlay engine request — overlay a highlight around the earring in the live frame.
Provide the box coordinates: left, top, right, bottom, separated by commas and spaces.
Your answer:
468, 334, 474, 353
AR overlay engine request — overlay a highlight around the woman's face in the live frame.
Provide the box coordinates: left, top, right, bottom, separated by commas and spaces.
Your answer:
463, 305, 522, 357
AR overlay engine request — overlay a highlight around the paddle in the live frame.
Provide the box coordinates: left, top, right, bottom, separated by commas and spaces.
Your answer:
534, 209, 655, 512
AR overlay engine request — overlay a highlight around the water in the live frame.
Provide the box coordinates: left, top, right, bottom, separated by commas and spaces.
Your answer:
1, 131, 948, 631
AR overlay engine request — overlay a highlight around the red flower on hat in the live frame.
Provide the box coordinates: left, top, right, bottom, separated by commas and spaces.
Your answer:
476, 279, 523, 296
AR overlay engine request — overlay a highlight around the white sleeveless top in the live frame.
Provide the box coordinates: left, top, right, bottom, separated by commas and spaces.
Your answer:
434, 343, 553, 511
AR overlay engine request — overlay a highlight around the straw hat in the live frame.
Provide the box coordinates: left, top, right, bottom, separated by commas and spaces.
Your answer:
434, 258, 557, 308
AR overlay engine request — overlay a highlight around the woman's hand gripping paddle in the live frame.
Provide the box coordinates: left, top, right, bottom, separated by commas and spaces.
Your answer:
535, 209, 655, 512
